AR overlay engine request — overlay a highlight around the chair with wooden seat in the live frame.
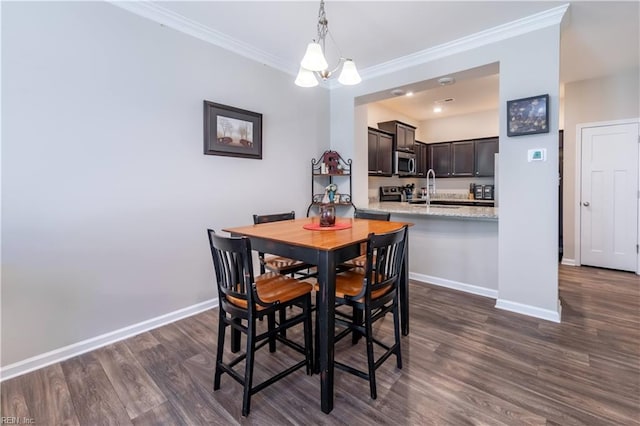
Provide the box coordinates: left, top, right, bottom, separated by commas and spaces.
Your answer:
207, 229, 313, 416
252, 211, 315, 278
332, 225, 407, 399
340, 208, 391, 269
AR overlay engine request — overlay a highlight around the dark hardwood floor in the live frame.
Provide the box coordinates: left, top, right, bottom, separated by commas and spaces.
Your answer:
2, 265, 639, 425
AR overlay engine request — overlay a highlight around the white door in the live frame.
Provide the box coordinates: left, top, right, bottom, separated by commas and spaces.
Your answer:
580, 122, 639, 271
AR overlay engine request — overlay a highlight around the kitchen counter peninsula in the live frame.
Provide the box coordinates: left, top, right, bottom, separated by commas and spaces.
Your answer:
366, 201, 498, 300
367, 201, 498, 220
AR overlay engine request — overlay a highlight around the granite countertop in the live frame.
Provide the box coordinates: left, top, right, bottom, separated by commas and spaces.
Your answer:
429, 197, 495, 204
367, 201, 499, 220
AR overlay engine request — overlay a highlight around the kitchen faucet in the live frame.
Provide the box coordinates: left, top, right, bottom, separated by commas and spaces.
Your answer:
426, 169, 436, 205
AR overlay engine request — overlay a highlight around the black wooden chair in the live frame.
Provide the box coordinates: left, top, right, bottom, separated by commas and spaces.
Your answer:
354, 209, 391, 221
252, 211, 315, 278
207, 230, 313, 416
332, 225, 407, 399
341, 208, 391, 269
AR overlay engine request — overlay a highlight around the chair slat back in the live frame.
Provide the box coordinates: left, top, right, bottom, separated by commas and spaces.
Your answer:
354, 209, 391, 221
253, 211, 295, 224
364, 226, 408, 299
252, 211, 296, 274
207, 229, 255, 307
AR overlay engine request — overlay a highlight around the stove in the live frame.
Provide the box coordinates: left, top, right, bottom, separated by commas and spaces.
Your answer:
379, 186, 402, 202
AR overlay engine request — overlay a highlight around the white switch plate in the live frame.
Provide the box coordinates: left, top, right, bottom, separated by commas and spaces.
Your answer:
528, 148, 546, 162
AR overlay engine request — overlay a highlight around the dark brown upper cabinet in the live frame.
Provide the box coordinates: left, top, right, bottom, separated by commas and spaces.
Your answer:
414, 141, 429, 178
429, 143, 451, 177
368, 127, 394, 176
427, 136, 499, 178
474, 137, 499, 177
451, 141, 475, 177
377, 120, 416, 152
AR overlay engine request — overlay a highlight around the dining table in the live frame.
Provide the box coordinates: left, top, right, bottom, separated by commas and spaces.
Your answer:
223, 216, 411, 414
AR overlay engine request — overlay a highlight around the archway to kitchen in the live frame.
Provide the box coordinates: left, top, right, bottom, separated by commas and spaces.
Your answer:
359, 63, 500, 208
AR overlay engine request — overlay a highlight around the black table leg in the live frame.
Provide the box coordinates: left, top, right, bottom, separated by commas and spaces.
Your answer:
401, 233, 409, 336
317, 250, 335, 414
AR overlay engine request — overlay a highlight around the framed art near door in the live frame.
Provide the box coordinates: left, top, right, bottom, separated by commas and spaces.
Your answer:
507, 94, 549, 137
203, 101, 263, 159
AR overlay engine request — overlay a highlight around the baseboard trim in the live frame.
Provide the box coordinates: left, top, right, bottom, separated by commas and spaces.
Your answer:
409, 272, 498, 299
0, 298, 219, 382
495, 298, 562, 323
561, 258, 577, 266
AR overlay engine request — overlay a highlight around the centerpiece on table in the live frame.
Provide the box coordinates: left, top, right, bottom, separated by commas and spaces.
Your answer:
320, 183, 338, 227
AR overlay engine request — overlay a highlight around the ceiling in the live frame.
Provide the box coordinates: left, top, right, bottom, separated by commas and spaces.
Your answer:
146, 1, 638, 121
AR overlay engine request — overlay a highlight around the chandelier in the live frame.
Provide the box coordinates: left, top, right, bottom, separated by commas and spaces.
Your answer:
295, 0, 362, 87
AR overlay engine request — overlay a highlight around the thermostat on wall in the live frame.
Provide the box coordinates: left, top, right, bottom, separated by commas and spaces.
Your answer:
528, 148, 546, 162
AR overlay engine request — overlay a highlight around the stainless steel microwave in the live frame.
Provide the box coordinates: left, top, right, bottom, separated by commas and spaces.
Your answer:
395, 151, 416, 176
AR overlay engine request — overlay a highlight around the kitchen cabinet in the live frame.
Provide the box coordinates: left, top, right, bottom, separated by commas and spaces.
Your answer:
414, 141, 429, 177
428, 136, 499, 178
474, 137, 499, 177
451, 141, 475, 177
377, 120, 416, 152
368, 127, 393, 176
429, 143, 451, 177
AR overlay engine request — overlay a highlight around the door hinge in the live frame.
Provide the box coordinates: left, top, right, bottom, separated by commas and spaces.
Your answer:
637, 244, 639, 254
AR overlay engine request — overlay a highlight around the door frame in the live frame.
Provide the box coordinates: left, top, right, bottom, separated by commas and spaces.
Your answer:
574, 118, 640, 274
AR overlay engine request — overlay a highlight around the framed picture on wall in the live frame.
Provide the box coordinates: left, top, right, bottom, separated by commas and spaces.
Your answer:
507, 94, 549, 137
203, 101, 263, 159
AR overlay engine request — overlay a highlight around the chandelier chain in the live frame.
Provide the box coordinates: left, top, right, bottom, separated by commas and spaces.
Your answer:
316, 0, 328, 51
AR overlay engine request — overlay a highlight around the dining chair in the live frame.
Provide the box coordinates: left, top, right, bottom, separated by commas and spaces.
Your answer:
252, 211, 315, 278
207, 229, 313, 416
332, 225, 407, 399
340, 209, 391, 270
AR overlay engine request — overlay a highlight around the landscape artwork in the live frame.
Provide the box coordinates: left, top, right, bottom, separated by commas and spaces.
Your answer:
216, 116, 253, 147
203, 100, 262, 159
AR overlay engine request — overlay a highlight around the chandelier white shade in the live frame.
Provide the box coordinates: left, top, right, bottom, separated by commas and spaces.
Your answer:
300, 42, 328, 71
294, 66, 320, 87
295, 0, 361, 87
337, 59, 362, 85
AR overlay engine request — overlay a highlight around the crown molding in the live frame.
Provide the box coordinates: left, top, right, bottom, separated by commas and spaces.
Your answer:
109, 2, 569, 89
108, 1, 298, 76
359, 3, 569, 82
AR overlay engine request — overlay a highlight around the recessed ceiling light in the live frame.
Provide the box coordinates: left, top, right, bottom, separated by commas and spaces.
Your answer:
405, 91, 414, 97
390, 89, 405, 96
437, 77, 455, 86
433, 106, 443, 113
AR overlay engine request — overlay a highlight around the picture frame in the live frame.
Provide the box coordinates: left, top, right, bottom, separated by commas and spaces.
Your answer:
507, 94, 549, 137
203, 101, 262, 159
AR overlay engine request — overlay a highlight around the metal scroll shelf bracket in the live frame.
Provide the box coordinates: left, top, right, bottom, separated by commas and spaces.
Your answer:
307, 150, 354, 217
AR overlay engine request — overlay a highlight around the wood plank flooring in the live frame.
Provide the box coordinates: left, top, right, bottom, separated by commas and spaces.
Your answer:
1, 265, 638, 425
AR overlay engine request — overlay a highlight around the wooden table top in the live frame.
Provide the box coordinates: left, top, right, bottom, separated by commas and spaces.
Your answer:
223, 217, 412, 251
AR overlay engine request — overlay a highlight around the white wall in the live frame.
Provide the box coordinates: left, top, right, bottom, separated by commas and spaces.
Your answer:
496, 26, 561, 318
420, 109, 499, 142
562, 68, 640, 263
1, 2, 329, 367
331, 18, 563, 320
366, 103, 420, 130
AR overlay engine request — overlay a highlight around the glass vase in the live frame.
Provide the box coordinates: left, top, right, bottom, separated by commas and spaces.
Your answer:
319, 204, 336, 227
